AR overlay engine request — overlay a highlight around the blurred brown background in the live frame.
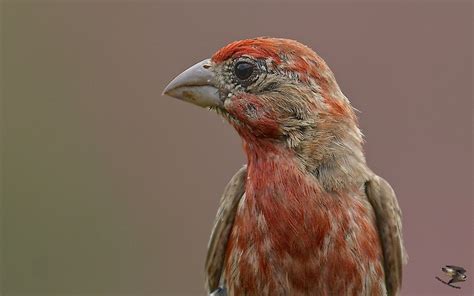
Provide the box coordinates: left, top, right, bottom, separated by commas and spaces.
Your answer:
1, 1, 472, 295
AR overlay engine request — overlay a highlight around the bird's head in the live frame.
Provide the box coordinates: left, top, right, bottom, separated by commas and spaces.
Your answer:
164, 37, 365, 177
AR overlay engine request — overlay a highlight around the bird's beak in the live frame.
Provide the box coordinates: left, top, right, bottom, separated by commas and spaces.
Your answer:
163, 58, 221, 108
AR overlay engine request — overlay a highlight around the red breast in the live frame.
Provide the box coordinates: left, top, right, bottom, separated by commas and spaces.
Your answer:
224, 147, 384, 295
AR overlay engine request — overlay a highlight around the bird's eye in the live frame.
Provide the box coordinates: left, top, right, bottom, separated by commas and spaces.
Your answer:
234, 61, 255, 80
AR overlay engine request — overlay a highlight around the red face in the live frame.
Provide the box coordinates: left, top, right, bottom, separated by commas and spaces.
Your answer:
223, 92, 282, 139
164, 37, 355, 145
208, 37, 355, 142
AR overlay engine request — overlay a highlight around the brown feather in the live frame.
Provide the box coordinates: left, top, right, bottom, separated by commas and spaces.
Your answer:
205, 165, 247, 292
365, 175, 408, 296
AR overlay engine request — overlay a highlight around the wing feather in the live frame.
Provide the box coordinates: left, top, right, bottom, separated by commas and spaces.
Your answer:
205, 165, 247, 293
365, 175, 407, 296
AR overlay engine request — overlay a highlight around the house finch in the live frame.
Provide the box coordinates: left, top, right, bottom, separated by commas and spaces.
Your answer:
164, 37, 407, 296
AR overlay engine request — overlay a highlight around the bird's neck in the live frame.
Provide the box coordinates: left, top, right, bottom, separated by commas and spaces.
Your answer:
242, 139, 305, 180
242, 138, 323, 213
305, 128, 370, 191
241, 131, 369, 192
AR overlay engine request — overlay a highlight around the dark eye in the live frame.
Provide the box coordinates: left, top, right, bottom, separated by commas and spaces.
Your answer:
234, 61, 255, 80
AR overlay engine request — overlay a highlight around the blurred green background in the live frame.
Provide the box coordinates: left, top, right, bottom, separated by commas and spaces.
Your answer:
1, 1, 472, 296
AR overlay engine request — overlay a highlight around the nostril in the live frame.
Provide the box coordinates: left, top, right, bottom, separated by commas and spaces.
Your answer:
203, 64, 211, 69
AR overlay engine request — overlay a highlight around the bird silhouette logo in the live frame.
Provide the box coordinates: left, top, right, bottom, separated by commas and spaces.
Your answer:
436, 265, 467, 289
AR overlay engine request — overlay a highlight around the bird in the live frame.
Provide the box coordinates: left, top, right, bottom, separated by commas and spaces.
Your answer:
163, 37, 407, 296
436, 265, 467, 289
